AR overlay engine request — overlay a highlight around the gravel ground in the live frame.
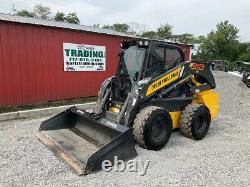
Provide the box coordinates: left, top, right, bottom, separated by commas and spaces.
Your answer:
0, 71, 250, 187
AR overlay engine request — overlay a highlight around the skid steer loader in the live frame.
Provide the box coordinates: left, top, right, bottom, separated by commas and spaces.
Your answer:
37, 40, 219, 175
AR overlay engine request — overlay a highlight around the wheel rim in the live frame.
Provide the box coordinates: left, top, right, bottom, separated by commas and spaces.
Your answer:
194, 113, 208, 134
150, 115, 167, 142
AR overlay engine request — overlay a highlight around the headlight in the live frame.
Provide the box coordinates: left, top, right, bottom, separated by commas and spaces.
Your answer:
137, 40, 149, 47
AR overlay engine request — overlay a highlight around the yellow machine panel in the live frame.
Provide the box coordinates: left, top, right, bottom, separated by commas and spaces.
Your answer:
191, 76, 219, 119
146, 67, 182, 96
169, 112, 181, 129
192, 90, 219, 119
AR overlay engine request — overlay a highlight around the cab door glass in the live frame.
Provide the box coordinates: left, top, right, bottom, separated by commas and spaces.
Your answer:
145, 46, 182, 79
145, 47, 165, 78
164, 48, 182, 70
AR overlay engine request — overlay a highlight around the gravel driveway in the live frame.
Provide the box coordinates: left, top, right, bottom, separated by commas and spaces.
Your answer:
0, 71, 250, 187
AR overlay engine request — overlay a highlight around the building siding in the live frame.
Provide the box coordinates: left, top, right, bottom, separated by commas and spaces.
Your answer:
0, 21, 191, 107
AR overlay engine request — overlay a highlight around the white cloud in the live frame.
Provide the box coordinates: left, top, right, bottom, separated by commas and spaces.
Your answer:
0, 0, 249, 41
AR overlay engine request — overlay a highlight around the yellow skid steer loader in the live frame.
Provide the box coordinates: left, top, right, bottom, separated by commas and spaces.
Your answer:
37, 40, 219, 175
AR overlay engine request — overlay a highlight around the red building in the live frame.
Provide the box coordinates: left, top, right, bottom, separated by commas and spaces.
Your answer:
0, 13, 192, 107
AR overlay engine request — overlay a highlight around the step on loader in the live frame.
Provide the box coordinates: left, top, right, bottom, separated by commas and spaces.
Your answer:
37, 40, 219, 175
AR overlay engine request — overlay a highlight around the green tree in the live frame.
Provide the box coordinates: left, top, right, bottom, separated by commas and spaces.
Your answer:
54, 12, 65, 22
103, 23, 135, 34
93, 24, 101, 28
13, 4, 81, 24
141, 24, 173, 40
141, 31, 158, 39
33, 4, 51, 20
192, 36, 210, 60
65, 13, 80, 24
156, 24, 173, 40
239, 44, 250, 62
195, 21, 239, 61
16, 10, 34, 17
172, 33, 197, 45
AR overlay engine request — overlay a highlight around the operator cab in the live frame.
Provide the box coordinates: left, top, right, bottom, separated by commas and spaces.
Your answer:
112, 40, 185, 101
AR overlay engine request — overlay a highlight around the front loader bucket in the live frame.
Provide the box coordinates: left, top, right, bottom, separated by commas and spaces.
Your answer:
37, 107, 137, 175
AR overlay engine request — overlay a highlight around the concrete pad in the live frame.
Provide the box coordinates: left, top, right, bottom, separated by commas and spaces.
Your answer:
0, 102, 96, 122
0, 112, 19, 121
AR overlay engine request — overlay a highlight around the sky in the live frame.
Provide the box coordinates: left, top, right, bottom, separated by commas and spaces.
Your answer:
0, 0, 250, 42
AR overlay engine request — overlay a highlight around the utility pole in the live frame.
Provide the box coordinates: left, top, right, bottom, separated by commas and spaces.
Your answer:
10, 4, 17, 15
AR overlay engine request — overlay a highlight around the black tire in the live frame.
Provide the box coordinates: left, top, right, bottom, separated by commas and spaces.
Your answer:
132, 106, 172, 150
180, 104, 211, 140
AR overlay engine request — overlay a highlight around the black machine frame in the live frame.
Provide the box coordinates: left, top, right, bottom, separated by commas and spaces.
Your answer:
95, 40, 216, 127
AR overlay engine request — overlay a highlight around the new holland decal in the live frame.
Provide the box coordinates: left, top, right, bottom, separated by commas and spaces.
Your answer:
146, 67, 182, 96
189, 63, 205, 71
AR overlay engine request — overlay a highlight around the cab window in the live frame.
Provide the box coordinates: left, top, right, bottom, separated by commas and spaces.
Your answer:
165, 48, 182, 69
145, 46, 182, 78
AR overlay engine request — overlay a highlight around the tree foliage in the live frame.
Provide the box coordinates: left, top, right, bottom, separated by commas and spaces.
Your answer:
141, 31, 158, 39
156, 24, 173, 40
142, 24, 173, 40
172, 33, 197, 45
65, 13, 80, 24
103, 23, 135, 34
12, 4, 250, 63
33, 4, 51, 20
16, 10, 35, 17
92, 24, 101, 28
54, 12, 65, 22
141, 25, 197, 44
238, 44, 250, 62
14, 4, 80, 24
194, 21, 239, 61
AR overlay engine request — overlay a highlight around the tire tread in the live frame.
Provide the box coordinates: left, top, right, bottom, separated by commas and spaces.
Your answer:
133, 106, 163, 149
180, 104, 202, 139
